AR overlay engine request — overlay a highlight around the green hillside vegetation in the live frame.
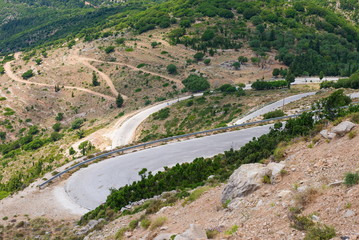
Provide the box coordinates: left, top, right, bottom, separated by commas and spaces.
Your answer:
320, 71, 359, 89
139, 93, 243, 142
138, 89, 299, 142
1, 0, 358, 78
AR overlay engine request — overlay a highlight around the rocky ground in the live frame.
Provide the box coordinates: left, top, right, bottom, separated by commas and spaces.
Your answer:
84, 119, 359, 240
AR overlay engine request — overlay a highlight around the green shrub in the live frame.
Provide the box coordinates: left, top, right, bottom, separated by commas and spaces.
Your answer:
182, 74, 210, 92
55, 113, 64, 121
128, 219, 139, 230
116, 38, 126, 45
252, 80, 287, 90
193, 52, 205, 61
348, 131, 357, 139
137, 63, 146, 68
291, 215, 315, 231
0, 191, 9, 200
183, 186, 210, 205
50, 132, 63, 142
263, 109, 285, 119
304, 225, 336, 240
145, 200, 164, 215
344, 172, 359, 186
116, 94, 124, 108
262, 175, 271, 184
22, 70, 34, 79
104, 46, 115, 54
167, 64, 177, 74
150, 216, 167, 230
350, 112, 359, 123
206, 229, 220, 239
71, 118, 84, 130
153, 108, 170, 120
140, 218, 151, 229
115, 227, 129, 240
52, 123, 62, 132
225, 225, 238, 235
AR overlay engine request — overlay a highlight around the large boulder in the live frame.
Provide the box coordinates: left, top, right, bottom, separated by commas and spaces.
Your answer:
174, 224, 208, 240
267, 162, 285, 182
320, 130, 336, 139
221, 162, 285, 204
221, 163, 270, 204
332, 121, 355, 136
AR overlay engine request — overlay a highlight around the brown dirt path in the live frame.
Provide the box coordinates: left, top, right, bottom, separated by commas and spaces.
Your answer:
4, 53, 116, 101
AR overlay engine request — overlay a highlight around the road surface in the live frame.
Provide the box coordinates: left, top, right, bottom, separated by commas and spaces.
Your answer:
66, 124, 272, 210
243, 76, 342, 90
233, 92, 316, 125
107, 93, 203, 148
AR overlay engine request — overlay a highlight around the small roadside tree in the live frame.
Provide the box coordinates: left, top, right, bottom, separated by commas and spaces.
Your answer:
313, 89, 351, 120
319, 71, 324, 80
286, 72, 295, 88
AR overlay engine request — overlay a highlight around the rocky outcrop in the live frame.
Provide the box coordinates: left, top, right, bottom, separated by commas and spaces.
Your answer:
174, 224, 208, 240
331, 121, 355, 136
154, 233, 176, 240
320, 130, 336, 139
77, 219, 104, 235
221, 162, 285, 204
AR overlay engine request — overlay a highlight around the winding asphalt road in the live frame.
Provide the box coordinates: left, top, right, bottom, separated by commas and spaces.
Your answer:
233, 92, 316, 125
66, 124, 273, 210
108, 93, 202, 148
65, 91, 359, 211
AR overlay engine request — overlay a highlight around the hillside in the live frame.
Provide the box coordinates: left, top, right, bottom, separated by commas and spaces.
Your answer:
0, 0, 358, 239
1, 0, 359, 77
1, 100, 359, 239
85, 120, 359, 239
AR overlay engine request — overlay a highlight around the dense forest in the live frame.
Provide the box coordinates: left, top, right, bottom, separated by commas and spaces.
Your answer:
1, 0, 358, 76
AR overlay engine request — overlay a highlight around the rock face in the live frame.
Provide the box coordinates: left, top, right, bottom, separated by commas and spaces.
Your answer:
320, 129, 336, 139
77, 219, 104, 235
221, 162, 285, 204
154, 233, 176, 240
174, 224, 208, 240
332, 121, 356, 136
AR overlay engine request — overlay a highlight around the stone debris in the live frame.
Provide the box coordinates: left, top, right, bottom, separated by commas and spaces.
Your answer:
174, 224, 208, 240
221, 162, 285, 203
332, 121, 356, 136
320, 129, 336, 139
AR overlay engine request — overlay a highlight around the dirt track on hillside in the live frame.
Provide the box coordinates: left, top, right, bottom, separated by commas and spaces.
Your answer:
4, 54, 117, 101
